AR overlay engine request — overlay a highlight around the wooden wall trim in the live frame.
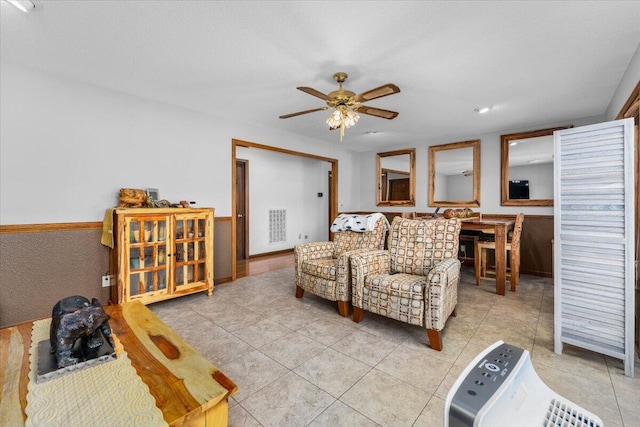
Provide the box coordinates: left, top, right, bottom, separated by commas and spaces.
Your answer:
1, 216, 233, 234
249, 248, 294, 259
0, 222, 102, 234
233, 138, 337, 163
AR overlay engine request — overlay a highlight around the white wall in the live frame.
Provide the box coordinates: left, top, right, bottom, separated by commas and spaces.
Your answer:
606, 43, 639, 120
0, 63, 359, 224
443, 174, 473, 201
236, 146, 331, 254
1, 53, 636, 226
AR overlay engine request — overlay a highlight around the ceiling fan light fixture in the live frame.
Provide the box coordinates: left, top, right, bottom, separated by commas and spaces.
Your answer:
281, 72, 399, 142
326, 106, 360, 142
5, 0, 35, 12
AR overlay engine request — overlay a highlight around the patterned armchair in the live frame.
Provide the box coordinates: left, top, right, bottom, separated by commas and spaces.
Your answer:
350, 217, 461, 351
294, 214, 388, 317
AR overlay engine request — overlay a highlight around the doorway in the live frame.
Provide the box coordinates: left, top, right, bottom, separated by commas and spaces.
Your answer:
231, 139, 338, 281
236, 159, 248, 260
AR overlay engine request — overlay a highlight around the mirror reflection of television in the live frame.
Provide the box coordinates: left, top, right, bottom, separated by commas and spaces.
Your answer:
509, 180, 530, 199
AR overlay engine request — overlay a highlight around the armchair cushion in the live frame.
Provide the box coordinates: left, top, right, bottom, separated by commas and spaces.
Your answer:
362, 273, 427, 326
333, 214, 389, 257
389, 218, 460, 275
301, 258, 338, 281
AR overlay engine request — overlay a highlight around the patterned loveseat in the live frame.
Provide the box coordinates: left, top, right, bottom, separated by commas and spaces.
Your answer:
294, 213, 388, 317
350, 216, 461, 350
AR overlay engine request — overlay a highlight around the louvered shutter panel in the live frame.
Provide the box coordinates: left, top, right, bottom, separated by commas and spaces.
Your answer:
553, 118, 635, 377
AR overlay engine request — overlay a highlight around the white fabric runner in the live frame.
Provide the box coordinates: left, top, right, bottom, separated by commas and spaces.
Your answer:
25, 319, 167, 427
330, 212, 389, 232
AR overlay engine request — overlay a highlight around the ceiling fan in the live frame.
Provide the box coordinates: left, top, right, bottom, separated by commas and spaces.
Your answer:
279, 72, 400, 141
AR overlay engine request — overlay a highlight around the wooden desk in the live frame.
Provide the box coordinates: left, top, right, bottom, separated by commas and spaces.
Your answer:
461, 218, 515, 296
0, 301, 237, 427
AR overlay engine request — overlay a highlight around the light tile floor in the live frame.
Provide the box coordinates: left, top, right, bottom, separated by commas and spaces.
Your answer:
149, 266, 640, 427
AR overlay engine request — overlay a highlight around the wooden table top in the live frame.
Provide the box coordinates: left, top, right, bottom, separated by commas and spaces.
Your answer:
0, 301, 237, 426
460, 217, 515, 233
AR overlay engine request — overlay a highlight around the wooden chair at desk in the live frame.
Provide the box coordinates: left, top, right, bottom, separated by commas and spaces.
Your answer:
475, 213, 525, 292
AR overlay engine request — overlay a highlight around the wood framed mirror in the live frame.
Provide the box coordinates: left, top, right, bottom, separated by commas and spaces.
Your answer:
501, 126, 570, 206
377, 148, 415, 206
429, 139, 480, 207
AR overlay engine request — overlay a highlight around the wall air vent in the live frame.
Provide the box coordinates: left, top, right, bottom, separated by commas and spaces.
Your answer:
268, 209, 286, 243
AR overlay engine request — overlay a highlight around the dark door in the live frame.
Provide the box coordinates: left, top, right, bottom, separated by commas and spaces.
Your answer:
327, 170, 333, 240
389, 178, 410, 200
236, 159, 248, 259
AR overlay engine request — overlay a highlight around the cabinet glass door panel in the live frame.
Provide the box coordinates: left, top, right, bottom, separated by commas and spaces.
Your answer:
173, 212, 212, 292
124, 215, 171, 300
130, 221, 141, 243
176, 266, 184, 286
130, 273, 141, 296
158, 246, 167, 267
157, 270, 166, 290
197, 264, 205, 282
143, 221, 155, 243
176, 242, 185, 262
196, 219, 206, 238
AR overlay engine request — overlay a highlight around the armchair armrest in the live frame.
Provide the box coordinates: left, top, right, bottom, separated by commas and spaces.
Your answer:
425, 258, 461, 331
294, 242, 334, 267
349, 250, 391, 307
335, 247, 388, 284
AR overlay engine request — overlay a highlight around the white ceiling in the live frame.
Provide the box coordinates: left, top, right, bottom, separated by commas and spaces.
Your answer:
1, 1, 639, 152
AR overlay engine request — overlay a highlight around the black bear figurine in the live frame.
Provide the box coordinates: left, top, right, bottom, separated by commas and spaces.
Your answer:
49, 295, 114, 368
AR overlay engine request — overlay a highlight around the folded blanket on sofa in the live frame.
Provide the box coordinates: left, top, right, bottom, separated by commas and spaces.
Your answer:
330, 213, 390, 232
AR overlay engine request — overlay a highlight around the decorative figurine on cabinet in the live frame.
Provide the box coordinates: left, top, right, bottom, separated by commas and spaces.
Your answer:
118, 188, 147, 208
49, 296, 114, 368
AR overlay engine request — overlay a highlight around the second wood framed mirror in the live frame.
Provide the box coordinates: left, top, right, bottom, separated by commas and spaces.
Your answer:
501, 126, 570, 206
377, 148, 415, 206
429, 139, 480, 207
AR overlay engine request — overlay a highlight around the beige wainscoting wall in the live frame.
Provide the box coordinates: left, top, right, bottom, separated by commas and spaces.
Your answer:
374, 212, 553, 278
0, 217, 234, 328
0, 213, 551, 328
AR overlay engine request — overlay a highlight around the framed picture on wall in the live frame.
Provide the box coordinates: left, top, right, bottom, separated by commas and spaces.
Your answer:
146, 188, 159, 201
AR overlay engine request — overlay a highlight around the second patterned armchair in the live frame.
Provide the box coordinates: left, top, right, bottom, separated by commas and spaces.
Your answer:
350, 216, 462, 351
294, 213, 388, 317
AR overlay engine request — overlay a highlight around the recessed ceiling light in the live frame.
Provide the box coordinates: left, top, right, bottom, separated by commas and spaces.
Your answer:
5, 0, 35, 12
474, 107, 491, 114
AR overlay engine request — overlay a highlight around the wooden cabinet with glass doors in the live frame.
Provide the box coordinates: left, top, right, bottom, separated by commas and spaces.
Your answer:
112, 207, 214, 305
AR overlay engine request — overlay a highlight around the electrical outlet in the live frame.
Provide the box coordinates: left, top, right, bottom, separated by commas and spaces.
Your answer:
101, 275, 112, 288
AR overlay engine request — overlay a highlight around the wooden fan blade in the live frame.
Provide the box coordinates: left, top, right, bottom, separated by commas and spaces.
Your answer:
279, 107, 328, 119
356, 105, 399, 120
354, 83, 400, 102
297, 87, 330, 101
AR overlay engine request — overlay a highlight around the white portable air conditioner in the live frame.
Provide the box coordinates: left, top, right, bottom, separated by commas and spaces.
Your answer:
444, 341, 603, 427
